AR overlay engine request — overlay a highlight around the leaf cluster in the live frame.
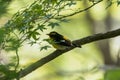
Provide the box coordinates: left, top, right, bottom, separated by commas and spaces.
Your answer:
2, 0, 77, 51
0, 1, 78, 78
106, 0, 120, 8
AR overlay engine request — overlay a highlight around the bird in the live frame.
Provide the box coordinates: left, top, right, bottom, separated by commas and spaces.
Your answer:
46, 31, 81, 50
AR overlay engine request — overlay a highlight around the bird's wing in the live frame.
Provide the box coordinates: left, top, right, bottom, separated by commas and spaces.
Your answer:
55, 38, 72, 46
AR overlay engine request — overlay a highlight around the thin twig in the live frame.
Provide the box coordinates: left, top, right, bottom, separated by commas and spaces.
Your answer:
55, 0, 102, 19
15, 48, 19, 71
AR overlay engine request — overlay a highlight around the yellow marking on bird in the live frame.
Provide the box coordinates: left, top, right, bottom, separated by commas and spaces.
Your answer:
63, 36, 70, 41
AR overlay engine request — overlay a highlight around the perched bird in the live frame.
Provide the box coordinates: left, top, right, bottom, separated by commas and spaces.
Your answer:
47, 31, 81, 50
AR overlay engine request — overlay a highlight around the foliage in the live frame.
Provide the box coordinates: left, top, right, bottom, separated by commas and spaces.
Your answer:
3, 0, 79, 51
0, 0, 12, 17
0, 0, 81, 79
105, 68, 120, 80
117, 0, 120, 5
0, 0, 119, 79
0, 63, 19, 80
106, 0, 120, 8
1, 0, 105, 51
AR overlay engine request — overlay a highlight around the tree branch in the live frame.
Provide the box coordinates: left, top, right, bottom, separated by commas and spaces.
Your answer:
1, 28, 120, 80
73, 28, 120, 45
17, 28, 120, 78
55, 0, 102, 19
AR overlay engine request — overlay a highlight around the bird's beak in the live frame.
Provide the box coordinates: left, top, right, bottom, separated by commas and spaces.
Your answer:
46, 33, 49, 36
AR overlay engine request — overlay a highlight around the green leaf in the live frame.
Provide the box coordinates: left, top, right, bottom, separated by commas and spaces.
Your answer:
67, 1, 76, 7
27, 31, 32, 39
45, 14, 52, 18
59, 19, 70, 23
48, 22, 60, 29
0, 65, 9, 74
32, 31, 40, 40
105, 69, 120, 80
32, 34, 37, 40
27, 31, 40, 40
37, 24, 46, 32
32, 4, 42, 12
43, 39, 50, 42
117, 0, 120, 6
51, 0, 57, 5
28, 41, 36, 46
5, 37, 21, 51
40, 45, 51, 51
106, 0, 112, 9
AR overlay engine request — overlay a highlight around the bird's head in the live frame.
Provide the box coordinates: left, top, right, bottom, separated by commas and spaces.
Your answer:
47, 31, 61, 38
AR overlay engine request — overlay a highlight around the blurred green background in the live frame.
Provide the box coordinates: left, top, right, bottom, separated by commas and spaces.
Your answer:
0, 0, 120, 80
